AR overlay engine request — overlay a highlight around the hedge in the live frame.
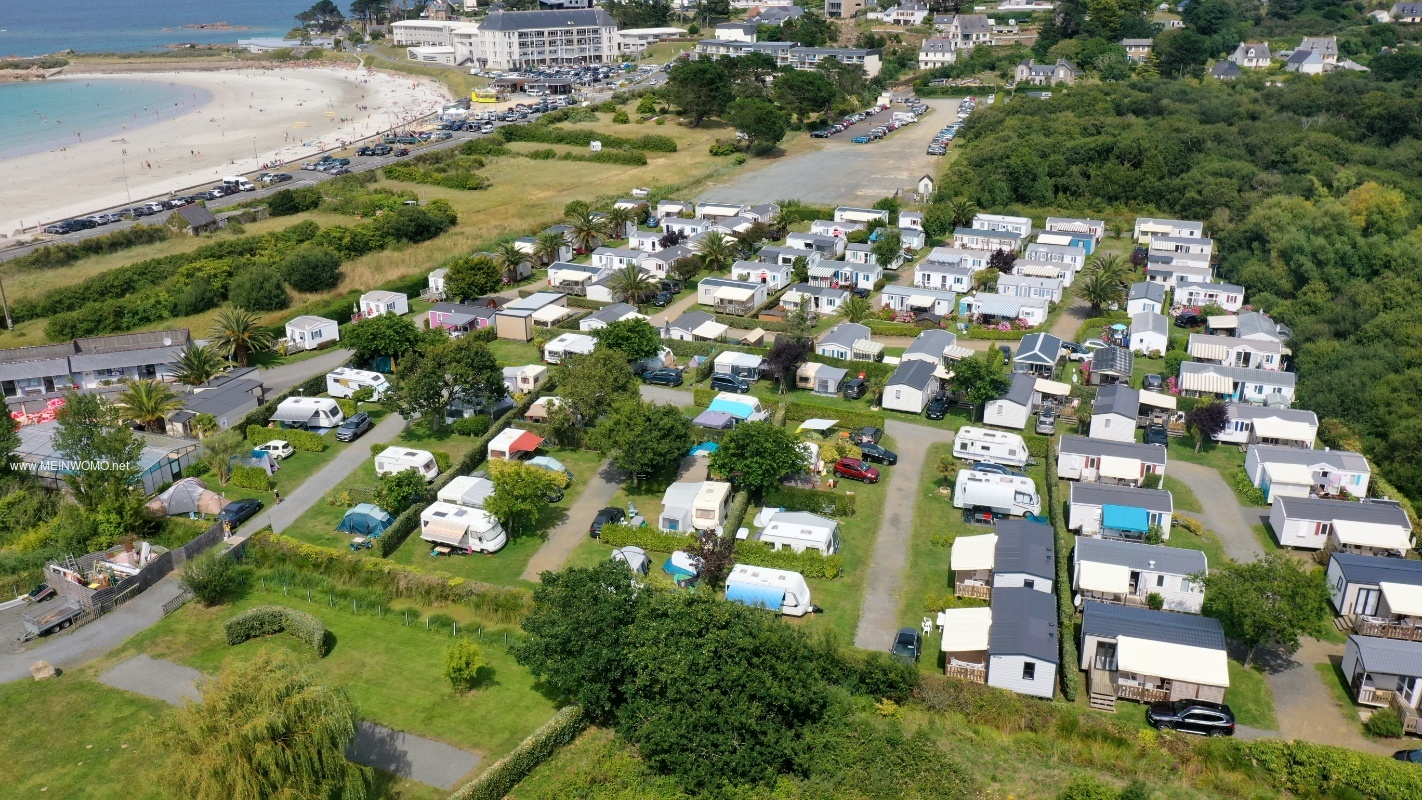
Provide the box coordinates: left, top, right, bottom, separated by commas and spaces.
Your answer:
1044, 440, 1080, 702
1235, 738, 1422, 800
246, 424, 327, 453
724, 489, 751, 539
447, 705, 588, 800
224, 605, 329, 656
782, 401, 885, 432
7, 224, 171, 271
763, 485, 856, 517
711, 312, 794, 333
599, 523, 689, 553
230, 465, 273, 491
865, 319, 930, 337
497, 123, 678, 152
1228, 467, 1267, 506
966, 326, 1031, 341
664, 339, 765, 360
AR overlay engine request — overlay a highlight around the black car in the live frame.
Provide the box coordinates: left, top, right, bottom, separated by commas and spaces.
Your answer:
371, 144, 393, 156
925, 391, 951, 420
217, 498, 263, 527
357, 146, 374, 156
853, 287, 871, 299
588, 507, 626, 538
843, 377, 868, 400
1393, 749, 1422, 764
1146, 700, 1235, 736
858, 441, 898, 466
652, 290, 676, 307
1143, 373, 1164, 391
1143, 423, 1168, 446
642, 368, 684, 387
1174, 312, 1205, 328
659, 279, 681, 292
890, 627, 922, 663
709, 373, 751, 393
850, 426, 883, 445
336, 412, 373, 442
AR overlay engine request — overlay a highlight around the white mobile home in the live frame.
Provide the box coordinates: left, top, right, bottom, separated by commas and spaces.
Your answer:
972, 212, 1033, 237
359, 290, 410, 318
1177, 362, 1296, 406
725, 564, 814, 616
953, 426, 1030, 467
326, 367, 390, 400
987, 587, 1060, 699
730, 260, 794, 290
882, 359, 940, 415
284, 316, 340, 353
1269, 495, 1413, 555
757, 510, 840, 555
834, 206, 890, 225
992, 519, 1056, 592
374, 448, 440, 482
487, 428, 544, 460
953, 470, 1041, 517
543, 332, 597, 364
983, 373, 1036, 431
1326, 551, 1422, 622
1126, 282, 1166, 316
420, 502, 507, 553
1215, 406, 1318, 449
1080, 602, 1229, 711
270, 396, 344, 429
1245, 444, 1370, 502
1089, 385, 1140, 444
1069, 483, 1174, 540
1339, 635, 1422, 723
1073, 537, 1207, 614
713, 350, 765, 379
951, 533, 998, 598
1056, 435, 1167, 487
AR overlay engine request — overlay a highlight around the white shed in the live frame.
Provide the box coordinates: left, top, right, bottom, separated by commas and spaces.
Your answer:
374, 448, 440, 482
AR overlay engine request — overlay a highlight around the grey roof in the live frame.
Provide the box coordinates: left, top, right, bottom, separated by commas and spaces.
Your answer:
791, 282, 849, 299
1287, 49, 1319, 67
1331, 552, 1422, 587
884, 285, 956, 304
287, 315, 336, 331
69, 344, 187, 373
1274, 496, 1409, 530
1128, 281, 1166, 304
1015, 332, 1063, 366
717, 21, 760, 33
1228, 405, 1317, 425
1236, 311, 1286, 341
1348, 634, 1422, 677
886, 359, 937, 390
998, 372, 1035, 407
903, 329, 958, 361
1249, 445, 1369, 473
1120, 38, 1153, 46
176, 205, 218, 227
649, 243, 694, 264
430, 302, 497, 320
669, 310, 714, 333
182, 377, 264, 418
478, 8, 616, 29
955, 226, 1023, 243
1091, 346, 1133, 377
921, 37, 957, 53
1131, 312, 1168, 336
972, 294, 1037, 317
1058, 434, 1167, 465
585, 302, 639, 326
593, 246, 642, 259
1211, 61, 1242, 79
995, 519, 1055, 581
0, 355, 72, 382
787, 232, 840, 249
989, 587, 1059, 663
1075, 536, 1206, 577
1300, 36, 1337, 55
1094, 384, 1140, 418
818, 323, 871, 352
956, 13, 992, 33
1082, 602, 1225, 651
1070, 482, 1173, 514
1179, 361, 1297, 389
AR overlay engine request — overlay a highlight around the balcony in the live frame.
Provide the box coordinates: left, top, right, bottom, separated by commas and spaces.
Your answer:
714, 300, 757, 317
954, 581, 991, 601
1359, 686, 1395, 707
553, 281, 588, 297
1078, 589, 1147, 608
1117, 683, 1171, 704
1355, 618, 1422, 642
1397, 697, 1421, 735
943, 663, 987, 683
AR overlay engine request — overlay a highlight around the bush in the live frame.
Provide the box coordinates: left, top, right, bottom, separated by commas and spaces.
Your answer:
749, 141, 777, 157
374, 469, 428, 512
782, 401, 885, 434
612, 110, 630, 124
381, 164, 490, 191
7, 224, 170, 271
1365, 707, 1405, 738
246, 425, 327, 452
432, 450, 452, 473
223, 605, 328, 656
1238, 738, 1422, 800
180, 550, 244, 606
732, 540, 843, 578
1229, 467, 1268, 506
230, 465, 272, 491
281, 245, 342, 292
498, 124, 677, 152
1141, 472, 1162, 489
445, 639, 486, 692
453, 415, 492, 437
182, 460, 212, 479
732, 154, 747, 165
1056, 776, 1117, 800
763, 485, 857, 517
866, 319, 931, 337
447, 706, 587, 800
334, 398, 356, 419
709, 139, 739, 156
228, 266, 291, 312
560, 150, 647, 166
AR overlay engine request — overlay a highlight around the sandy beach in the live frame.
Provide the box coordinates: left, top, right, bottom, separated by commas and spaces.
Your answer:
0, 65, 450, 237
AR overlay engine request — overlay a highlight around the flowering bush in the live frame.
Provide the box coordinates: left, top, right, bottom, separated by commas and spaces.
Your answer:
997, 321, 1010, 332
1166, 375, 1180, 395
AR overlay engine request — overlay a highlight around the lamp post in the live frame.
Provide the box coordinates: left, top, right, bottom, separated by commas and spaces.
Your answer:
119, 155, 132, 204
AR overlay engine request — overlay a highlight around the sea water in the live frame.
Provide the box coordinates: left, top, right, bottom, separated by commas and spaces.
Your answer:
0, 0, 308, 57
0, 79, 212, 161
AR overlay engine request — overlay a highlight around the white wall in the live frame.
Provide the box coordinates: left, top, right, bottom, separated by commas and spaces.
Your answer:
983, 400, 1030, 430
993, 572, 1053, 593
883, 383, 929, 414
1089, 413, 1136, 443
988, 654, 1056, 699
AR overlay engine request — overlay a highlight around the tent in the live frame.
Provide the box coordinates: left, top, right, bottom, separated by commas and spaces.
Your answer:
527, 455, 572, 478
694, 410, 737, 429
611, 546, 651, 575
147, 478, 229, 517
796, 418, 840, 434
689, 441, 719, 456
663, 550, 703, 586
337, 503, 394, 536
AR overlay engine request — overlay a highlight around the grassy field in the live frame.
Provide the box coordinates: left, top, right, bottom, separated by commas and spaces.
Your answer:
1163, 474, 1202, 513
1225, 660, 1277, 730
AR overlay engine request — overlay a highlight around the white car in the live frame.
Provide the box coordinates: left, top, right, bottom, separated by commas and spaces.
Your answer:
255, 440, 295, 460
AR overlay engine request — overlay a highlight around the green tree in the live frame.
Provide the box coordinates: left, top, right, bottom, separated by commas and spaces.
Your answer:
549, 348, 640, 443
773, 69, 836, 122
485, 458, 568, 536
950, 354, 1010, 421
493, 242, 528, 285
52, 392, 151, 551
534, 230, 567, 265
201, 430, 245, 485
163, 649, 369, 800
387, 338, 503, 432
871, 228, 903, 270
1201, 554, 1331, 665
1184, 401, 1229, 453
838, 294, 873, 323
791, 254, 810, 284
228, 266, 290, 312
594, 317, 662, 361
180, 550, 245, 606
604, 205, 640, 240
946, 197, 978, 229
445, 639, 487, 693
664, 59, 732, 126
725, 96, 788, 151
373, 467, 428, 511
694, 232, 737, 272
208, 307, 276, 368
168, 344, 226, 386
344, 312, 422, 364
1079, 268, 1124, 316
281, 246, 342, 292
709, 421, 807, 498
116, 379, 182, 433
296, 0, 345, 31
444, 253, 503, 301
566, 205, 612, 253
588, 398, 694, 485
762, 339, 809, 394
606, 264, 659, 305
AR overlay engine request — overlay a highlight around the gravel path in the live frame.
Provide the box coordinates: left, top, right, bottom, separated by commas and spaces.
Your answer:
1167, 460, 1267, 562
1266, 638, 1394, 755
520, 459, 624, 582
639, 384, 695, 407
99, 654, 201, 705
347, 721, 482, 791
853, 420, 954, 650
258, 348, 356, 394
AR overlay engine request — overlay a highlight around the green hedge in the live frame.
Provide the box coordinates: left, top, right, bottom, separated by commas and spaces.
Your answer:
1229, 467, 1267, 506
783, 401, 885, 432
724, 489, 751, 538
246, 425, 328, 453
966, 326, 1031, 341
498, 123, 677, 152
866, 319, 930, 337
1044, 440, 1080, 702
763, 485, 856, 517
230, 465, 273, 491
1236, 739, 1422, 800
447, 705, 588, 800
665, 339, 765, 360
7, 224, 171, 271
806, 352, 896, 384
599, 524, 690, 553
381, 163, 490, 190
224, 605, 329, 656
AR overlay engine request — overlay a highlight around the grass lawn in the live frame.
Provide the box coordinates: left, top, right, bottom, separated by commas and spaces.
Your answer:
1314, 660, 1368, 736
488, 339, 542, 367
1165, 436, 1245, 476
1163, 474, 1201, 513
1163, 521, 1232, 568
1225, 660, 1277, 730
1252, 522, 1284, 554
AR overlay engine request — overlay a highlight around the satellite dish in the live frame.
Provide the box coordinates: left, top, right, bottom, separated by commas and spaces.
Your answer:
162, 337, 172, 346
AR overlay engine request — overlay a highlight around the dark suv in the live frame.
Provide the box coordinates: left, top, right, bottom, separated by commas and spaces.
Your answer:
924, 391, 950, 420
890, 627, 922, 663
843, 377, 868, 400
642, 368, 683, 387
709, 373, 750, 393
1146, 700, 1236, 736
336, 412, 373, 442
588, 507, 626, 538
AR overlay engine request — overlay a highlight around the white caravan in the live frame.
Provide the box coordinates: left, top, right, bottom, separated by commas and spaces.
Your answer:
419, 502, 507, 553
953, 426, 1030, 468
953, 470, 1041, 517
326, 367, 390, 400
724, 564, 815, 617
374, 448, 440, 482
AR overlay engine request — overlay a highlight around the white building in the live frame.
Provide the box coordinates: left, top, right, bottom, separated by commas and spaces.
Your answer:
1074, 537, 1207, 614
464, 9, 620, 71
1270, 495, 1413, 555
1215, 405, 1318, 449
1244, 444, 1371, 502
284, 316, 339, 353
1057, 435, 1167, 487
1069, 483, 1174, 541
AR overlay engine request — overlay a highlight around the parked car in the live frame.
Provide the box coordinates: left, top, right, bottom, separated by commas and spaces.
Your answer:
262, 172, 294, 184
1174, 312, 1205, 328
652, 290, 676, 306
336, 412, 373, 442
1143, 373, 1164, 391
925, 391, 951, 420
1393, 749, 1422, 764
972, 461, 1018, 476
850, 426, 883, 445
217, 498, 264, 526
588, 507, 626, 538
851, 136, 871, 144
1035, 409, 1057, 435
709, 373, 750, 393
833, 457, 880, 484
1146, 700, 1235, 737
1144, 423, 1169, 446
843, 377, 868, 400
254, 440, 294, 460
642, 368, 684, 387
858, 441, 898, 466
890, 627, 922, 663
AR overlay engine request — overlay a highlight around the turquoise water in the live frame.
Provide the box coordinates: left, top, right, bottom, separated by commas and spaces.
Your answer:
0, 0, 307, 57
0, 79, 212, 161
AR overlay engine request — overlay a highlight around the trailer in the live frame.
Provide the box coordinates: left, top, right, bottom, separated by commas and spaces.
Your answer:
724, 564, 815, 617
952, 470, 1041, 517
953, 426, 1030, 467
374, 448, 440, 482
326, 367, 390, 400
21, 600, 82, 640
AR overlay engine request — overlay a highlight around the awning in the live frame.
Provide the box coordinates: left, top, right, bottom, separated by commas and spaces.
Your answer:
950, 534, 998, 571
270, 406, 317, 423
933, 365, 955, 380
1263, 461, 1313, 486
944, 345, 977, 360
908, 294, 937, 308
1102, 504, 1149, 533
726, 582, 784, 610
1139, 390, 1176, 410
715, 285, 756, 302
1116, 636, 1230, 688
782, 290, 806, 304
422, 517, 469, 546
1078, 560, 1131, 594
491, 428, 544, 455
557, 271, 593, 283
1380, 582, 1422, 617
741, 327, 767, 345
1037, 233, 1073, 246
1332, 520, 1412, 551
1180, 370, 1234, 395
1207, 315, 1237, 329
1035, 378, 1070, 396
708, 398, 755, 419
808, 265, 837, 278
796, 418, 839, 432
532, 304, 571, 323
692, 320, 729, 339
694, 410, 735, 428
1099, 456, 1141, 481
1251, 417, 1315, 443
852, 339, 885, 357
1018, 263, 1061, 278
1188, 341, 1228, 361
939, 606, 993, 652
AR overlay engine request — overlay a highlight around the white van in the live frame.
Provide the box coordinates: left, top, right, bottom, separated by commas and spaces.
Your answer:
326, 367, 390, 401
374, 448, 440, 482
891, 112, 917, 124
420, 502, 507, 553
725, 564, 814, 617
952, 470, 1040, 517
222, 176, 256, 192
953, 426, 1030, 468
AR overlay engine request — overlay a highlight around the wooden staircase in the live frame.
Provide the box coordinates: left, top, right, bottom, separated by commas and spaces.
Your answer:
1089, 692, 1117, 713
1088, 667, 1118, 713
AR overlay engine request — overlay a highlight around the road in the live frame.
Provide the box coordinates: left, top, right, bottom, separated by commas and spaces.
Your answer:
258, 348, 355, 393
520, 458, 623, 581
1167, 460, 1267, 563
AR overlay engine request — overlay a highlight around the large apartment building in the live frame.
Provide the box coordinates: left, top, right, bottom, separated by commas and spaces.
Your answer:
393, 9, 619, 69
694, 40, 882, 77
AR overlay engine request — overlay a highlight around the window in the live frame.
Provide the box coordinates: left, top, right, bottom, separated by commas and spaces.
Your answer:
1023, 579, 1035, 590
1181, 578, 1194, 592
1156, 575, 1165, 587
1022, 662, 1036, 680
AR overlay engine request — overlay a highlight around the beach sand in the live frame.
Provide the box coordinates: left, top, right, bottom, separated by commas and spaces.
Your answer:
0, 65, 450, 237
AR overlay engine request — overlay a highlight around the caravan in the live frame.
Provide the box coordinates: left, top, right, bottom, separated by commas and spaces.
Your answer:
326, 368, 390, 400
953, 470, 1041, 517
374, 448, 441, 482
419, 502, 507, 553
724, 564, 815, 617
438, 475, 495, 508
757, 511, 839, 555
953, 426, 1030, 468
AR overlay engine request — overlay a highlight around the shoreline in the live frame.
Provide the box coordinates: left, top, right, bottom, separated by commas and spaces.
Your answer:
0, 78, 216, 163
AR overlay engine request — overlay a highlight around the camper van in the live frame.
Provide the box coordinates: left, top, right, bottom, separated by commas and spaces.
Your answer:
270, 396, 344, 429
953, 426, 1030, 468
374, 448, 441, 482
326, 368, 390, 401
952, 470, 1041, 517
758, 511, 839, 555
419, 502, 507, 553
724, 564, 815, 617
692, 481, 734, 532
222, 176, 256, 192
437, 475, 494, 508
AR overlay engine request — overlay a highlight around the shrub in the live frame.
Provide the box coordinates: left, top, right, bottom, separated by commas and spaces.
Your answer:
1229, 467, 1268, 506
1056, 775, 1117, 800
498, 124, 677, 151
1146, 592, 1164, 610
223, 605, 328, 656
246, 425, 327, 452
732, 154, 747, 165
228, 266, 291, 312
182, 460, 212, 479
374, 469, 428, 512
1141, 472, 1162, 489
526, 147, 558, 160
447, 706, 587, 800
180, 550, 244, 606
1238, 738, 1422, 800
453, 415, 492, 437
782, 401, 885, 434
445, 639, 486, 692
709, 139, 739, 156
749, 141, 776, 157
281, 245, 342, 292
763, 485, 857, 517
612, 110, 630, 124
732, 540, 843, 579
432, 450, 452, 473
230, 465, 272, 491
1365, 707, 1404, 738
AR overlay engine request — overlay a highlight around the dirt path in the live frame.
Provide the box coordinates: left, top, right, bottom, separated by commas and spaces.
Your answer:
1167, 461, 1267, 562
1266, 638, 1395, 755
520, 459, 624, 581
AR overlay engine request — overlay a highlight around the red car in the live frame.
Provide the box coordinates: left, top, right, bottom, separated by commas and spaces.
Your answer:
833, 457, 880, 484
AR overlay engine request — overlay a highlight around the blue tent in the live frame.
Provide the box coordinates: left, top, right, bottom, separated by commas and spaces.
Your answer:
726, 582, 785, 611
707, 398, 755, 419
337, 503, 394, 536
689, 442, 719, 456
1101, 504, 1149, 534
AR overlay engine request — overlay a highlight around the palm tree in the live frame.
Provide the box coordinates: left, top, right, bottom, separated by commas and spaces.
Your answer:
838, 294, 873, 323
693, 233, 736, 272
1079, 268, 1125, 315
494, 241, 527, 284
1088, 253, 1130, 284
208, 307, 275, 368
534, 231, 566, 266
168, 343, 226, 386
565, 207, 611, 253
607, 264, 657, 304
116, 379, 182, 433
947, 197, 978, 229
604, 206, 639, 241
192, 413, 219, 439
769, 207, 794, 236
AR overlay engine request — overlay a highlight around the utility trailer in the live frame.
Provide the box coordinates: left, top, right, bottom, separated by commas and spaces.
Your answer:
21, 600, 82, 641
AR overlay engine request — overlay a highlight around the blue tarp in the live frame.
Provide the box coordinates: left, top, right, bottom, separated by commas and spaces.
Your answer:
707, 398, 755, 419
726, 582, 785, 611
689, 442, 719, 456
337, 503, 394, 536
1101, 504, 1149, 533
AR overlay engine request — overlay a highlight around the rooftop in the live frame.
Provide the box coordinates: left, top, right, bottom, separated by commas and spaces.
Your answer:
989, 587, 1059, 662
1075, 536, 1206, 576
1082, 601, 1225, 650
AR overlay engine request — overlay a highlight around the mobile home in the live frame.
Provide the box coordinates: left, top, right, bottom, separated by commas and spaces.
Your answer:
954, 426, 1030, 467
953, 470, 1041, 517
374, 448, 440, 482
326, 367, 390, 400
419, 501, 507, 553
757, 511, 840, 555
724, 564, 815, 616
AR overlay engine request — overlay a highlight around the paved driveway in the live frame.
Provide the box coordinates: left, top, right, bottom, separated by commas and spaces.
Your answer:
258, 348, 355, 394
1267, 638, 1394, 755
1167, 461, 1267, 562
520, 459, 624, 581
639, 384, 694, 407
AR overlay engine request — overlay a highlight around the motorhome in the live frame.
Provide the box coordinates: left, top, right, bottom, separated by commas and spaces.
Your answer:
269, 396, 344, 429
419, 502, 507, 553
374, 448, 441, 482
326, 367, 390, 400
954, 426, 1030, 468
953, 470, 1041, 517
437, 475, 495, 508
222, 176, 256, 192
724, 564, 815, 617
